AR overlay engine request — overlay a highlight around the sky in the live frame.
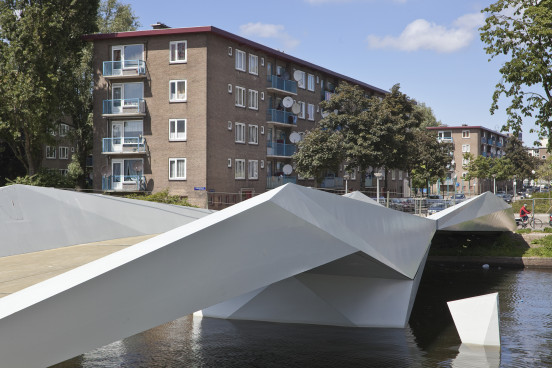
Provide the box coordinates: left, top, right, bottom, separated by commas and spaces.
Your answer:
128, 0, 541, 145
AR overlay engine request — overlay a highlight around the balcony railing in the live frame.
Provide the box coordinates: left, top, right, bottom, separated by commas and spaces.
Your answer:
266, 109, 297, 125
320, 176, 344, 189
267, 141, 296, 157
497, 141, 503, 147
266, 175, 297, 189
103, 60, 146, 78
267, 75, 297, 94
487, 138, 493, 145
103, 98, 146, 116
481, 137, 487, 144
438, 137, 453, 143
102, 175, 146, 191
102, 137, 147, 154
482, 152, 488, 157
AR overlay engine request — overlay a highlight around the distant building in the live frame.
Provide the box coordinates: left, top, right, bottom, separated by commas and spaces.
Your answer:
85, 25, 411, 208
427, 125, 509, 195
41, 122, 75, 177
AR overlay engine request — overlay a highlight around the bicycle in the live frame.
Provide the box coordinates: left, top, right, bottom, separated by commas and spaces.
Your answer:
520, 215, 543, 229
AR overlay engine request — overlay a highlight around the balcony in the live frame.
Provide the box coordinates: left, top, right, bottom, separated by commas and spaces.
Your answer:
481, 137, 487, 144
323, 91, 334, 101
497, 141, 503, 147
320, 176, 344, 189
437, 137, 453, 143
266, 175, 297, 189
266, 75, 297, 95
482, 152, 488, 157
103, 60, 146, 79
102, 99, 146, 117
266, 109, 297, 126
102, 137, 148, 155
487, 138, 493, 145
102, 175, 146, 192
267, 141, 296, 157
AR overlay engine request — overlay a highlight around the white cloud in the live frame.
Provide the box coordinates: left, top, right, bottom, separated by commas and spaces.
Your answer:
367, 12, 485, 53
239, 22, 300, 50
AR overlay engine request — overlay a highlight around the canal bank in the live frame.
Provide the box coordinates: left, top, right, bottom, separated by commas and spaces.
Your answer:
429, 231, 552, 268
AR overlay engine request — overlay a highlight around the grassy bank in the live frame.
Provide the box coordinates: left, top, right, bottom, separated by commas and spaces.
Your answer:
429, 231, 552, 258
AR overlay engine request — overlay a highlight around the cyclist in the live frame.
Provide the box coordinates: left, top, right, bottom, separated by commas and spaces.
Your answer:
520, 203, 531, 225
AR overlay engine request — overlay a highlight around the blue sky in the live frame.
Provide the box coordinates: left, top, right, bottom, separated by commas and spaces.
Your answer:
128, 0, 540, 145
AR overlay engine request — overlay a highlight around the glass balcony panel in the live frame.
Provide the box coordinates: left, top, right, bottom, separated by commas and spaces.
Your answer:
103, 99, 146, 115
103, 60, 146, 77
268, 75, 297, 94
266, 142, 296, 157
102, 175, 146, 191
266, 176, 297, 189
102, 137, 147, 153
266, 109, 297, 125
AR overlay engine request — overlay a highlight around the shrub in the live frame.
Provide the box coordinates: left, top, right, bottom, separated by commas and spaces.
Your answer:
125, 189, 197, 207
6, 169, 76, 188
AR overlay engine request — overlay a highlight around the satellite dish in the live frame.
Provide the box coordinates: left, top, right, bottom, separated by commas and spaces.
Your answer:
289, 132, 301, 143
293, 70, 303, 82
291, 102, 301, 114
283, 164, 293, 175
283, 96, 294, 108
321, 111, 329, 118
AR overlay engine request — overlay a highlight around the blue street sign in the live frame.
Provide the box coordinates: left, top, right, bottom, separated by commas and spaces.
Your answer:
194, 187, 206, 191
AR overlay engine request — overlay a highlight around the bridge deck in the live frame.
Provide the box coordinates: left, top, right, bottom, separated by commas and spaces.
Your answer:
0, 234, 157, 299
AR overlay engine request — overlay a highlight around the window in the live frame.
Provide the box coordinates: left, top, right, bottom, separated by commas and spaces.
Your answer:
235, 86, 245, 107
170, 41, 187, 63
462, 130, 470, 138
296, 70, 306, 89
307, 74, 315, 91
248, 160, 259, 179
391, 170, 396, 180
399, 170, 403, 180
248, 89, 258, 110
228, 158, 232, 167
59, 169, 68, 176
59, 147, 69, 160
298, 101, 306, 119
46, 146, 56, 159
462, 144, 470, 153
462, 172, 468, 179
235, 49, 246, 71
169, 158, 186, 180
351, 168, 357, 180
235, 122, 245, 143
249, 54, 258, 75
307, 103, 315, 121
110, 44, 144, 73
169, 80, 187, 102
438, 131, 452, 142
59, 124, 69, 137
248, 125, 258, 144
235, 159, 245, 179
169, 119, 186, 141
462, 158, 470, 166
49, 127, 57, 136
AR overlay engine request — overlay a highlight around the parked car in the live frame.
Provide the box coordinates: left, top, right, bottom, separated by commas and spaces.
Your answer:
495, 193, 512, 203
450, 193, 466, 201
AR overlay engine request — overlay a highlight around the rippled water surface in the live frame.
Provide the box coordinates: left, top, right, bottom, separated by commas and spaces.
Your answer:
52, 265, 552, 367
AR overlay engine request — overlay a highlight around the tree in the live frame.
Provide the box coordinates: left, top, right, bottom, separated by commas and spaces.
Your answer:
415, 102, 442, 128
408, 129, 453, 195
63, 0, 140, 188
0, 1, 99, 176
464, 155, 492, 192
504, 135, 539, 182
317, 83, 422, 190
292, 128, 344, 187
480, 0, 552, 147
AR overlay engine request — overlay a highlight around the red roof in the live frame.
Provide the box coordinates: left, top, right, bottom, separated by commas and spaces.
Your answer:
83, 26, 388, 95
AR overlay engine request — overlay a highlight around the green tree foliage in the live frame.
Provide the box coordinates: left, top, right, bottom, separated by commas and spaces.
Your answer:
97, 0, 140, 34
292, 127, 344, 186
480, 0, 552, 147
504, 135, 539, 181
0, 0, 99, 175
408, 129, 453, 194
313, 83, 422, 190
415, 102, 442, 128
6, 169, 75, 188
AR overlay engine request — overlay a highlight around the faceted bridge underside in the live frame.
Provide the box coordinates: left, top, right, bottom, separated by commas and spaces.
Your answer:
0, 187, 512, 367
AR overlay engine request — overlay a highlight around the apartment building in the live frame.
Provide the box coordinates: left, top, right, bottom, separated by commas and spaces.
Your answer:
427, 125, 509, 195
41, 122, 75, 176
85, 26, 395, 208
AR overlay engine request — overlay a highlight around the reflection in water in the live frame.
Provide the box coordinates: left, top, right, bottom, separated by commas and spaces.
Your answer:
451, 344, 501, 368
52, 265, 552, 368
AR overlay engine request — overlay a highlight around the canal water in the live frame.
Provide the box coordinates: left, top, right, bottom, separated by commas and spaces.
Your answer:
53, 264, 552, 367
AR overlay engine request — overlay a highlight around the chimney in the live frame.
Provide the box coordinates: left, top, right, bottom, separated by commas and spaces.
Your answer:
151, 22, 170, 29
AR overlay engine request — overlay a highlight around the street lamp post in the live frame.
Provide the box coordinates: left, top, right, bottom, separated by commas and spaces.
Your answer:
513, 175, 517, 202
374, 172, 383, 204
492, 174, 497, 194
344, 173, 350, 194
453, 174, 457, 205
